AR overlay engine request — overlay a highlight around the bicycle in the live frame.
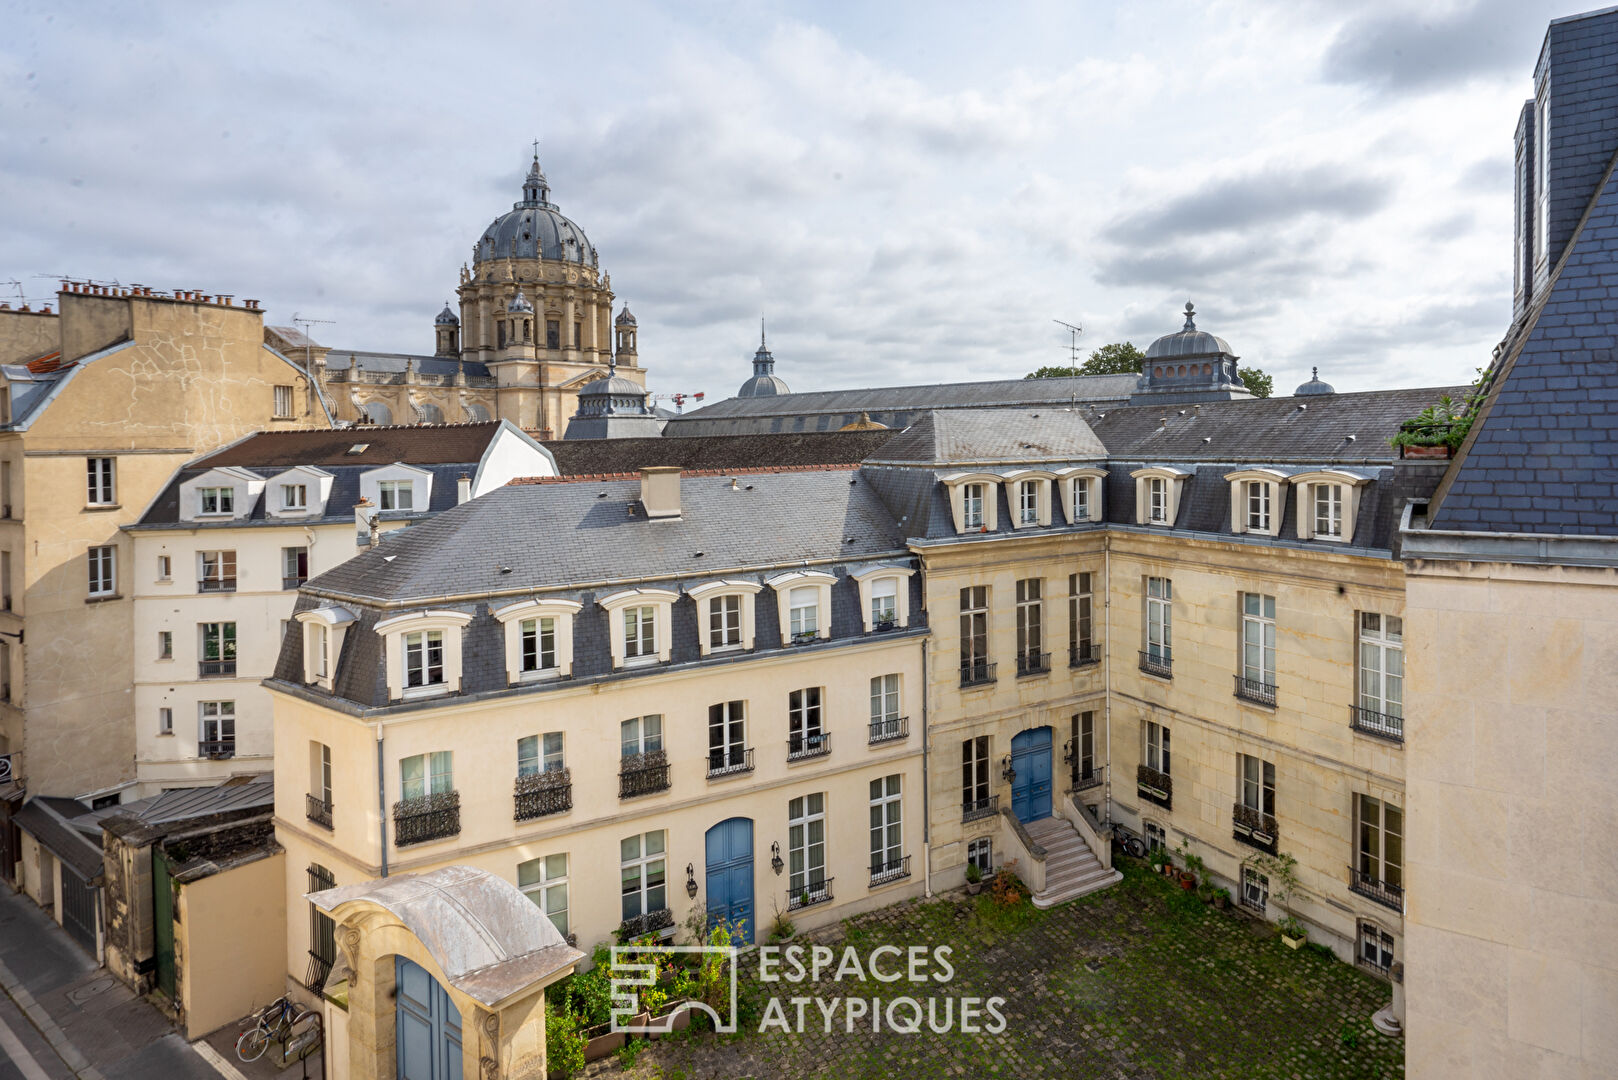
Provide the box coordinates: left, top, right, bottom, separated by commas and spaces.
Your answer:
236, 995, 313, 1063
1111, 822, 1147, 860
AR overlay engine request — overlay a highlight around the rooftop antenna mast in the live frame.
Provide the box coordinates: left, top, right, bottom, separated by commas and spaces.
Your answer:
1053, 319, 1083, 367
290, 313, 336, 422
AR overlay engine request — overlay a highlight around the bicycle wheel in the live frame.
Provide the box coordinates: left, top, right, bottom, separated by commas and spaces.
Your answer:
236, 1026, 270, 1063
1124, 836, 1146, 860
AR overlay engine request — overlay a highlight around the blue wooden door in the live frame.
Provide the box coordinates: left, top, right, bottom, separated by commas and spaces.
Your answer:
705, 817, 755, 945
396, 956, 462, 1080
1011, 727, 1053, 822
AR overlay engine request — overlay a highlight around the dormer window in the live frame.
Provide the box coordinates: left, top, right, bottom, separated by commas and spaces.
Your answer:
296, 606, 355, 691
199, 487, 233, 515
686, 580, 763, 656
311, 624, 329, 677
1055, 468, 1107, 525
600, 589, 677, 669
788, 587, 819, 641
711, 596, 742, 648
1000, 471, 1055, 529
963, 484, 986, 528
624, 607, 656, 658
870, 578, 897, 627
1074, 479, 1091, 520
850, 564, 915, 633
1018, 481, 1038, 524
1147, 478, 1168, 523
1247, 482, 1270, 530
1314, 485, 1343, 537
378, 481, 413, 511
282, 483, 307, 511
375, 609, 473, 700
766, 571, 837, 645
404, 630, 444, 688
1224, 470, 1289, 538
1291, 471, 1370, 543
493, 599, 580, 681
1131, 468, 1191, 528
942, 473, 1002, 534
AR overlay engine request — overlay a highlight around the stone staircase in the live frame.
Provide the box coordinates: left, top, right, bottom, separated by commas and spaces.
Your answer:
1024, 816, 1122, 908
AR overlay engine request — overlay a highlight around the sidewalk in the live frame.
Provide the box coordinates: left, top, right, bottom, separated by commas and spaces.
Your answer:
0, 885, 216, 1080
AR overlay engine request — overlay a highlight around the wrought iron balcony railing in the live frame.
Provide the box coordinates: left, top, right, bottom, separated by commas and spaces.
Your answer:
619, 751, 671, 799
1138, 648, 1172, 678
305, 950, 334, 995
707, 747, 754, 778
198, 659, 236, 678
1234, 673, 1278, 707
869, 855, 912, 887
871, 616, 898, 633
1350, 705, 1404, 743
393, 791, 461, 846
305, 794, 333, 830
868, 716, 909, 744
618, 907, 674, 941
198, 738, 236, 760
1016, 650, 1051, 676
282, 575, 308, 591
959, 659, 997, 687
1349, 866, 1404, 912
962, 794, 999, 823
1232, 802, 1279, 853
197, 577, 236, 593
787, 878, 834, 911
787, 732, 830, 762
1071, 764, 1105, 793
514, 768, 572, 821
1069, 641, 1100, 668
1136, 764, 1171, 809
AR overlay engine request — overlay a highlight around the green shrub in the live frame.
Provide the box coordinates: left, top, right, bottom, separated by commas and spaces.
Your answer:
544, 999, 587, 1079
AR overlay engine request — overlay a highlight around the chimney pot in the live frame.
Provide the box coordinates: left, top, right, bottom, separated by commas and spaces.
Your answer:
639, 466, 682, 519
354, 496, 376, 549
457, 474, 472, 504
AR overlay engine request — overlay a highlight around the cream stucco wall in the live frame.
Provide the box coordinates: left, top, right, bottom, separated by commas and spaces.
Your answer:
1403, 558, 1618, 1077
174, 850, 287, 1040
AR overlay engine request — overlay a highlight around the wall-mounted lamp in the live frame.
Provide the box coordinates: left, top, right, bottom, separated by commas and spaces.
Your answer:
1001, 756, 1016, 784
771, 842, 784, 876
685, 863, 698, 898
1062, 740, 1075, 766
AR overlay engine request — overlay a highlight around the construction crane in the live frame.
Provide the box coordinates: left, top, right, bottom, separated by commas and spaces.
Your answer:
1053, 319, 1084, 367
648, 392, 706, 414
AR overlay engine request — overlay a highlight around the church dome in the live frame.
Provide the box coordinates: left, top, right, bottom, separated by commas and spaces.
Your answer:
1294, 367, 1336, 396
474, 156, 597, 268
737, 327, 789, 397
508, 289, 534, 314
615, 305, 637, 326
1145, 302, 1234, 360
435, 302, 459, 326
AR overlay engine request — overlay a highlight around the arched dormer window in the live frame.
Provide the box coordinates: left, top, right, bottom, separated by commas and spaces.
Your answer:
599, 588, 678, 668
1224, 469, 1291, 537
940, 473, 1002, 534
849, 564, 915, 633
492, 598, 582, 682
295, 606, 355, 691
374, 609, 474, 701
1054, 467, 1107, 524
1130, 467, 1191, 527
686, 580, 764, 656
1001, 470, 1057, 528
765, 570, 836, 645
1290, 470, 1372, 543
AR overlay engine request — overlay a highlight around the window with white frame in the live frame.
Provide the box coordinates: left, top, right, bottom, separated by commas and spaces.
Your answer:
787, 586, 819, 642
1144, 821, 1166, 852
378, 480, 414, 511
962, 735, 990, 814
1358, 921, 1394, 974
1313, 483, 1344, 539
1240, 593, 1276, 689
198, 550, 236, 591
869, 577, 898, 629
1145, 721, 1171, 776
869, 775, 903, 877
708, 700, 747, 772
200, 622, 235, 674
1356, 793, 1403, 891
1072, 711, 1096, 784
273, 384, 295, 419
312, 741, 332, 806
518, 732, 565, 776
788, 793, 827, 896
1145, 576, 1171, 664
1017, 480, 1039, 525
620, 831, 667, 921
198, 487, 233, 515
1072, 476, 1090, 521
1132, 468, 1187, 527
493, 599, 579, 680
1148, 477, 1170, 523
88, 545, 116, 597
962, 483, 985, 528
283, 546, 308, 587
1240, 754, 1276, 818
158, 630, 172, 659
519, 854, 569, 939
869, 674, 901, 735
623, 605, 656, 660
1015, 578, 1043, 670
960, 585, 989, 678
1069, 572, 1093, 661
403, 630, 445, 688
400, 751, 453, 801
787, 688, 823, 757
621, 715, 663, 758
282, 482, 307, 511
198, 701, 235, 752
709, 594, 742, 649
86, 457, 115, 505
967, 837, 993, 874
310, 623, 330, 678
1246, 481, 1271, 532
520, 617, 556, 674
1241, 865, 1269, 912
158, 707, 173, 735
1358, 613, 1403, 719
157, 554, 171, 580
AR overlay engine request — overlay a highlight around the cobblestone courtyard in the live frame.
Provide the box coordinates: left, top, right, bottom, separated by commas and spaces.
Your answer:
591, 859, 1401, 1080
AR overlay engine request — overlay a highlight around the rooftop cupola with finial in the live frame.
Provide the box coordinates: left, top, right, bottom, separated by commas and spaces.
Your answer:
433, 301, 460, 357
614, 304, 638, 365
1130, 301, 1252, 405
1294, 366, 1336, 396
495, 288, 536, 360
737, 319, 791, 398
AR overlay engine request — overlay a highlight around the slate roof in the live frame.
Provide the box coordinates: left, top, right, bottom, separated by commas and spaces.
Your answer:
197, 423, 505, 468
14, 797, 102, 879
136, 463, 472, 528
322, 350, 491, 379
869, 408, 1106, 466
73, 778, 274, 836
542, 429, 896, 474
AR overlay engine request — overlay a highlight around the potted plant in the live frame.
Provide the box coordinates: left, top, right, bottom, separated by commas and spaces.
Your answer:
1175, 840, 1204, 890
1212, 887, 1231, 911
964, 862, 984, 895
1279, 916, 1307, 949
1253, 851, 1305, 951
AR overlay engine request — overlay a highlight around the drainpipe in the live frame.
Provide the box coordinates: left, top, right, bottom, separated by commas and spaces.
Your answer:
920, 635, 931, 898
376, 724, 389, 877
1103, 531, 1113, 827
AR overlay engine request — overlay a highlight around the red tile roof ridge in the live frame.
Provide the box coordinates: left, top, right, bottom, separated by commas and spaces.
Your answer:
24, 351, 64, 374
510, 463, 861, 485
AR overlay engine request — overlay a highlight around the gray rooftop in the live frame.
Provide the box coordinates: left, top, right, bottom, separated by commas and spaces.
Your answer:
869, 407, 1106, 466
672, 372, 1138, 423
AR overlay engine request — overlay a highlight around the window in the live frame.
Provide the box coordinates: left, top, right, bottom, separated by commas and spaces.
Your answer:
1356, 794, 1403, 890
281, 483, 307, 510
709, 595, 742, 650
273, 385, 295, 418
198, 550, 236, 591
1144, 822, 1166, 852
869, 775, 903, 875
869, 577, 898, 629
966, 838, 993, 874
620, 831, 667, 921
403, 630, 445, 688
378, 480, 413, 511
573, 322, 582, 349
312, 742, 332, 805
623, 606, 656, 660
1240, 754, 1275, 817
308, 865, 337, 992
788, 793, 827, 895
1535, 92, 1549, 263
198, 487, 233, 515
1069, 572, 1093, 662
870, 674, 901, 732
960, 585, 989, 679
156, 554, 171, 580
1241, 866, 1269, 912
1072, 711, 1097, 785
283, 546, 308, 588
1147, 476, 1169, 523
1072, 477, 1090, 521
400, 751, 453, 801
1017, 480, 1038, 525
1145, 721, 1170, 776
546, 320, 560, 350
86, 457, 115, 505
520, 617, 557, 673
1358, 922, 1394, 974
158, 630, 172, 659
787, 688, 823, 756
788, 586, 819, 641
621, 715, 663, 757
88, 545, 116, 597
1240, 593, 1276, 688
1358, 613, 1403, 718
1313, 484, 1344, 539
200, 622, 236, 675
1015, 578, 1043, 671
1145, 577, 1171, 664
520, 854, 569, 939
962, 483, 985, 529
708, 700, 747, 772
198, 700, 235, 754
962, 736, 990, 815
310, 623, 330, 678
158, 707, 173, 735
518, 733, 566, 776
1246, 481, 1270, 532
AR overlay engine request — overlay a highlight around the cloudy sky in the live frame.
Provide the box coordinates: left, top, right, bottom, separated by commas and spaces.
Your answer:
0, 0, 1577, 403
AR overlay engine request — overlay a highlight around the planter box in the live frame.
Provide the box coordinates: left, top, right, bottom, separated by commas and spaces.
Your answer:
582, 1011, 650, 1061
1400, 444, 1451, 459
1282, 934, 1306, 951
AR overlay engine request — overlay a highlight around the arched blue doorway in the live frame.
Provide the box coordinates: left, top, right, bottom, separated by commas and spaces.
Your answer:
1011, 727, 1053, 822
396, 956, 462, 1080
705, 817, 755, 945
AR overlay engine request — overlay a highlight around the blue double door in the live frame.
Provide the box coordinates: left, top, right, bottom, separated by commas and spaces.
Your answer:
1011, 726, 1053, 822
705, 817, 755, 945
396, 956, 462, 1080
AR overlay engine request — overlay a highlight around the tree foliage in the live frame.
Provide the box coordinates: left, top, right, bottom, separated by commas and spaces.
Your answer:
1025, 341, 1145, 380
1239, 368, 1273, 399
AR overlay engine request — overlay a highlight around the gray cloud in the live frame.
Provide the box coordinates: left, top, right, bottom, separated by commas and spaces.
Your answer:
1100, 166, 1392, 246
1321, 0, 1555, 92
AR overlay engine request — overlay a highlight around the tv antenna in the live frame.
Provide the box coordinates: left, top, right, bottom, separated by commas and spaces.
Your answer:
1053, 319, 1083, 366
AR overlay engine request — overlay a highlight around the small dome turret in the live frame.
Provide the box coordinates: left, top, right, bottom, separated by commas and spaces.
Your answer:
616, 305, 637, 326
1294, 367, 1336, 396
508, 289, 534, 314
1145, 302, 1234, 360
737, 320, 790, 398
435, 302, 459, 326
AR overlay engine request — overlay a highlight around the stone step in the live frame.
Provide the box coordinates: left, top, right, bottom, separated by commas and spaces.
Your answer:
1033, 868, 1123, 908
1044, 862, 1111, 892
